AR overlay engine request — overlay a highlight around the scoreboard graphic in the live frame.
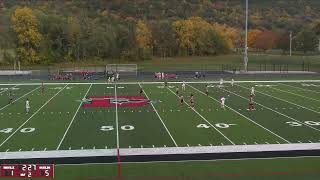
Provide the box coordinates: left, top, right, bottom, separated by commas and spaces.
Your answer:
0, 164, 54, 178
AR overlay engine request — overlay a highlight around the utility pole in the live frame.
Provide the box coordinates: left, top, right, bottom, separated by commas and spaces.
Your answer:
289, 31, 292, 56
244, 0, 249, 72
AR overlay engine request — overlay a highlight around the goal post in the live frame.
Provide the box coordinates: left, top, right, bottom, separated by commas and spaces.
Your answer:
106, 64, 138, 76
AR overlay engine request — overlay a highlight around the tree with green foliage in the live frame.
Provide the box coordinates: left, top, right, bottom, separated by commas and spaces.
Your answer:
294, 28, 318, 53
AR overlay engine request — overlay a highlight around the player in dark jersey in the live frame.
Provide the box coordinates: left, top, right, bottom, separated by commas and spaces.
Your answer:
139, 87, 143, 95
8, 89, 13, 104
205, 84, 209, 96
41, 82, 45, 94
189, 93, 194, 108
247, 94, 256, 111
180, 95, 184, 106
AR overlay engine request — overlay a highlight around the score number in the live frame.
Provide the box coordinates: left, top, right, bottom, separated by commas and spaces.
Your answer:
0, 164, 54, 178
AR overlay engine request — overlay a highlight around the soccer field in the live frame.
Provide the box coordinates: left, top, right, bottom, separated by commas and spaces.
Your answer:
0, 80, 319, 152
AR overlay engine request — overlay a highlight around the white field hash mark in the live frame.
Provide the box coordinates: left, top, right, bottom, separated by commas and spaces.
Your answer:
139, 83, 178, 147
231, 85, 320, 133
188, 84, 290, 144
167, 86, 235, 145
0, 86, 41, 111
0, 85, 18, 94
246, 84, 320, 114
0, 84, 68, 148
278, 83, 320, 94
268, 85, 320, 103
56, 84, 93, 150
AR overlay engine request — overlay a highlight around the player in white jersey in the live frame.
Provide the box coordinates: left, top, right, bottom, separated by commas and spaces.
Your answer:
182, 81, 186, 91
251, 86, 255, 96
219, 78, 224, 86
231, 79, 234, 87
116, 73, 119, 81
26, 98, 30, 113
220, 96, 226, 110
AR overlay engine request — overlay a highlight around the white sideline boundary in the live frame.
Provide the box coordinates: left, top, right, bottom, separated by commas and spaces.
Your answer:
0, 80, 319, 86
0, 143, 320, 160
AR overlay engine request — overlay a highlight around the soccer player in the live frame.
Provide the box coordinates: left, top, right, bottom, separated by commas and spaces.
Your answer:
179, 95, 184, 106
175, 87, 179, 96
220, 96, 226, 110
205, 84, 209, 96
26, 98, 30, 114
139, 87, 144, 96
111, 76, 115, 83
231, 79, 234, 87
189, 94, 194, 108
116, 73, 120, 81
182, 81, 186, 91
41, 82, 45, 94
8, 89, 13, 104
164, 80, 168, 87
247, 94, 256, 111
220, 78, 224, 86
251, 86, 255, 96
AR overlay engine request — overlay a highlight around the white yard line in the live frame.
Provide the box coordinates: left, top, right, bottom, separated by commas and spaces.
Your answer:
188, 84, 290, 143
238, 84, 320, 114
0, 84, 68, 148
167, 87, 235, 145
139, 83, 178, 147
278, 83, 320, 94
227, 85, 320, 133
115, 83, 120, 149
56, 84, 93, 150
0, 85, 18, 94
0, 86, 41, 111
0, 80, 320, 86
268, 86, 320, 103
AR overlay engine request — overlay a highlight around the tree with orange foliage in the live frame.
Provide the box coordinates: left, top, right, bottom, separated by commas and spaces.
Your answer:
248, 29, 262, 48
254, 30, 277, 51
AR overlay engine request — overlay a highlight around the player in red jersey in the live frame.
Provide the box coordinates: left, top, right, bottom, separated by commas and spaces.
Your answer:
8, 89, 14, 104
205, 84, 209, 96
176, 87, 179, 96
247, 94, 256, 111
41, 82, 45, 94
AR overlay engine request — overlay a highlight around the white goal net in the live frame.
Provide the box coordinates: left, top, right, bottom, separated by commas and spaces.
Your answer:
106, 64, 138, 76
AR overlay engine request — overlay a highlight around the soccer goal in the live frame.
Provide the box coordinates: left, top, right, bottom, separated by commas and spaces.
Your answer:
106, 64, 138, 76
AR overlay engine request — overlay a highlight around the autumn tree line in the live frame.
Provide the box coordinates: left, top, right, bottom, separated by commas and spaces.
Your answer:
0, 0, 320, 65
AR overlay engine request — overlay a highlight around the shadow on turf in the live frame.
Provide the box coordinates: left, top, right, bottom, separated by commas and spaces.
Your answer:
81, 169, 320, 180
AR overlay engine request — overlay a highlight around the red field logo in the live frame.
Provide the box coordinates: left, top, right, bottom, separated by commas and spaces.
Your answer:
82, 96, 150, 108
